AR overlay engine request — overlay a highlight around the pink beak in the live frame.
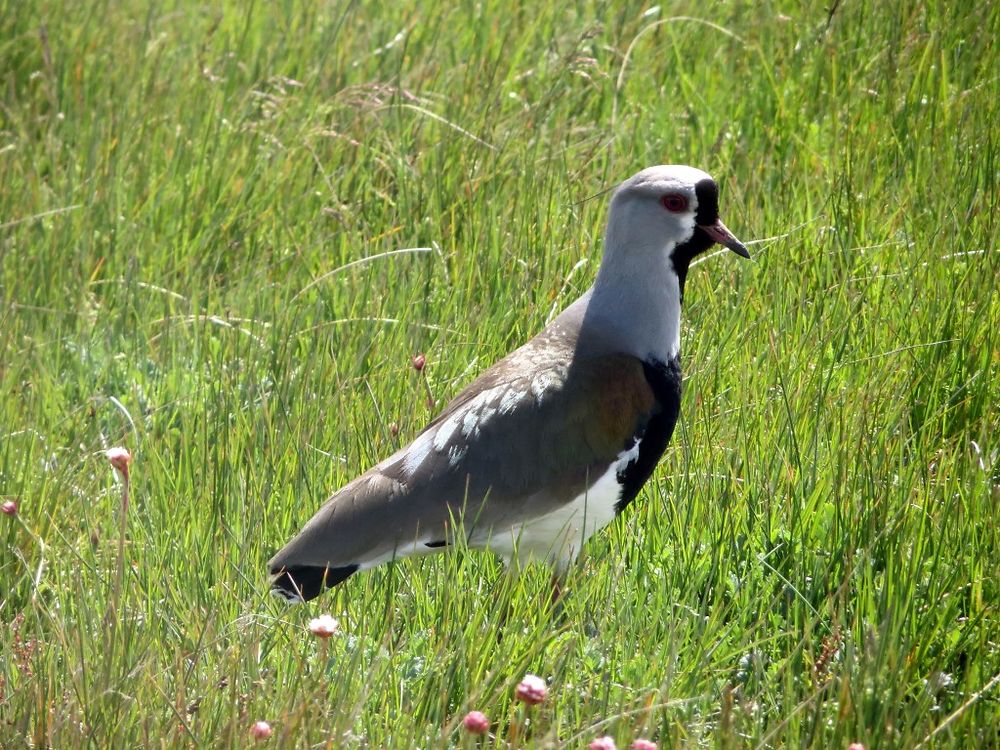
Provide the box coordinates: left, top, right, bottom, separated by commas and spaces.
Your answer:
699, 219, 751, 259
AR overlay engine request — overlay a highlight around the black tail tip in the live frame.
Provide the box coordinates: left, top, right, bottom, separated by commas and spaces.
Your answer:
269, 564, 359, 603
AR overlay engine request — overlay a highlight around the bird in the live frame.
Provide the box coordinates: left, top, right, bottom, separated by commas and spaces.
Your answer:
268, 165, 750, 602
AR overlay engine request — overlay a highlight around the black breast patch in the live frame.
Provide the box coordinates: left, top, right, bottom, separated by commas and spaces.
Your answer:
615, 356, 682, 511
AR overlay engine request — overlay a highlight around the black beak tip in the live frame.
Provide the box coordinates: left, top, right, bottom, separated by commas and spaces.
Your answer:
699, 220, 752, 261
730, 242, 752, 260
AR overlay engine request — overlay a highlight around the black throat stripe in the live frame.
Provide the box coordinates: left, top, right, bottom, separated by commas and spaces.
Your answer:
670, 178, 721, 298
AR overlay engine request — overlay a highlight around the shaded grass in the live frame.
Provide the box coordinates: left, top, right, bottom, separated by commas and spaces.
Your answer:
1, 0, 998, 747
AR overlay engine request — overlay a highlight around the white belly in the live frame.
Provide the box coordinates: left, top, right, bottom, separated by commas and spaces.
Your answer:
480, 461, 622, 571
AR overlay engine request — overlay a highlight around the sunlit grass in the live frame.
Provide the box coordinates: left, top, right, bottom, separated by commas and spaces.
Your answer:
1, 0, 998, 747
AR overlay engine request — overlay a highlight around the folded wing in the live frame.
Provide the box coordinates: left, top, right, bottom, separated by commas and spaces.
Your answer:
268, 349, 659, 601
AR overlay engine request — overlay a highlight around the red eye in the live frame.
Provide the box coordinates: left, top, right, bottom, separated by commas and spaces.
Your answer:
660, 194, 688, 212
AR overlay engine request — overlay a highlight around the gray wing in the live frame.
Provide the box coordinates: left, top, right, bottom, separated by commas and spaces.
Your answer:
267, 347, 656, 600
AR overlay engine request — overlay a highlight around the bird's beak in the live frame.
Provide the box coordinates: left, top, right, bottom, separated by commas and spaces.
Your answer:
699, 219, 751, 259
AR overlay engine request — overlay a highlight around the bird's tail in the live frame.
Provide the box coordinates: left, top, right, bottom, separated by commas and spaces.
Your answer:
269, 563, 359, 603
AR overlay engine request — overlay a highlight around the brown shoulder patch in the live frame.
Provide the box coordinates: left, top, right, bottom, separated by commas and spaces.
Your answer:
570, 355, 656, 456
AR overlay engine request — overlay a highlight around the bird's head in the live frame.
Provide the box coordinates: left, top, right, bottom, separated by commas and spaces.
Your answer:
604, 165, 750, 292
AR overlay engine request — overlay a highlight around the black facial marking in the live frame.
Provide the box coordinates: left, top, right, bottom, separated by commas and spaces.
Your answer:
670, 178, 721, 299
693, 178, 719, 226
615, 356, 682, 512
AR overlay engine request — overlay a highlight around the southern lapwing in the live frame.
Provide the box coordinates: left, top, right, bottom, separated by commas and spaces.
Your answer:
269, 165, 750, 602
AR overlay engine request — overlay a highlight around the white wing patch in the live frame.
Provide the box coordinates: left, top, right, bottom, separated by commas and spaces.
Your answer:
616, 437, 641, 472
399, 364, 570, 478
530, 370, 559, 403
447, 444, 467, 467
402, 429, 435, 476
461, 408, 480, 438
498, 387, 521, 414
400, 379, 547, 478
433, 414, 460, 451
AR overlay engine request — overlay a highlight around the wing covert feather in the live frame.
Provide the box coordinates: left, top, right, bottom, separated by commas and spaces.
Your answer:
268, 353, 657, 571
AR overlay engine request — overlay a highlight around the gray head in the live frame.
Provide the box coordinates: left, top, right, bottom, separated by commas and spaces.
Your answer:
603, 165, 750, 295
582, 165, 750, 363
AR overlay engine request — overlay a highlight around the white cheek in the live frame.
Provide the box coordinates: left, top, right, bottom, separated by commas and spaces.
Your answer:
675, 212, 696, 241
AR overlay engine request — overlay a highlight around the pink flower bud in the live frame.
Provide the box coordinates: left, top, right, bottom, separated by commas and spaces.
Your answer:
249, 721, 272, 740
462, 710, 489, 734
514, 673, 547, 705
412, 353, 426, 372
1, 500, 17, 516
308, 614, 339, 638
589, 736, 617, 750
631, 741, 658, 750
847, 745, 867, 750
105, 447, 132, 477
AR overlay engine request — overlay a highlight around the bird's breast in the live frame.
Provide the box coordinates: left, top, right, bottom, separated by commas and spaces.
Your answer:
614, 356, 682, 511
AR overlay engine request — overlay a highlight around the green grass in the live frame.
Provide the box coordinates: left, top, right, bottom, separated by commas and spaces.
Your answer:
2, 0, 998, 747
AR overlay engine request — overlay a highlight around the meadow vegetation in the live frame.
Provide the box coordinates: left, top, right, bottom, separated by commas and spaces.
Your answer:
1, 0, 998, 747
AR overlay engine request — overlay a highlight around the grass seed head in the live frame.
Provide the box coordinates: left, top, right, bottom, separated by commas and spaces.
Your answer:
249, 721, 272, 740
515, 673, 547, 705
105, 447, 132, 478
462, 710, 489, 734
308, 614, 340, 638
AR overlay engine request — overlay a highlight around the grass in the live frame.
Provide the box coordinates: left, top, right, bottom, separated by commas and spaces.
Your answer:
1, 0, 998, 747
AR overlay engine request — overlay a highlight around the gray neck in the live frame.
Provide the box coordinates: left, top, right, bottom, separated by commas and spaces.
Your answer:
577, 223, 684, 364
